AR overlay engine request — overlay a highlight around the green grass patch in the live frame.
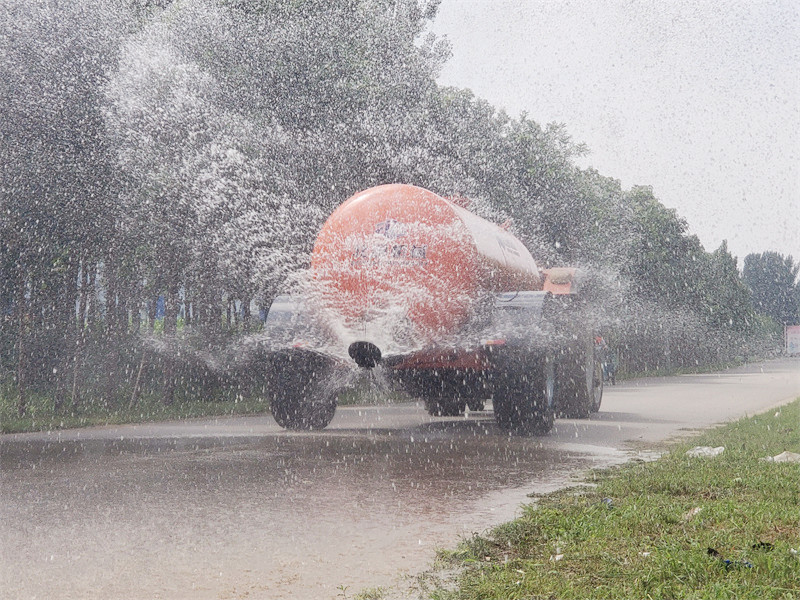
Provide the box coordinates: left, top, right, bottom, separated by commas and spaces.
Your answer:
617, 357, 747, 381
0, 377, 409, 433
437, 399, 800, 600
0, 388, 272, 434
352, 586, 388, 600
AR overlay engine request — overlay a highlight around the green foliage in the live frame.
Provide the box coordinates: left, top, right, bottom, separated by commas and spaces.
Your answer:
702, 242, 758, 332
0, 382, 271, 434
743, 252, 800, 326
623, 186, 696, 307
0, 0, 781, 420
504, 119, 588, 263
574, 169, 634, 268
353, 586, 388, 600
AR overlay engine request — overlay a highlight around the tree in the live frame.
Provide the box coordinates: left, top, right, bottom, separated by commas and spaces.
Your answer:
1, 0, 778, 418
701, 242, 756, 331
742, 252, 800, 325
105, 0, 451, 318
0, 0, 131, 412
571, 169, 636, 268
621, 186, 699, 309
500, 119, 588, 264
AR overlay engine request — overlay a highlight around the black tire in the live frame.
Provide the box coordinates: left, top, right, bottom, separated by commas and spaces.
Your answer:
425, 398, 466, 417
266, 349, 338, 430
555, 338, 603, 418
271, 392, 337, 430
493, 354, 555, 435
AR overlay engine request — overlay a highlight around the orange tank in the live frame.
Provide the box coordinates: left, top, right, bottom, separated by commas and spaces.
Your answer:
310, 184, 542, 347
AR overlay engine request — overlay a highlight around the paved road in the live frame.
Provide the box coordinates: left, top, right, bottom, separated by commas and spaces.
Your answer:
2, 357, 798, 600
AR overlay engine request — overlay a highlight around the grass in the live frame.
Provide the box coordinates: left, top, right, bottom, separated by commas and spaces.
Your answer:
0, 355, 762, 434
353, 587, 388, 600
435, 399, 800, 600
0, 379, 411, 434
616, 357, 747, 381
0, 377, 411, 434
0, 388, 272, 434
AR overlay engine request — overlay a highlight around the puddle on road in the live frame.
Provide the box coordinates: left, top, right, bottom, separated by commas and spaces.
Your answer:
2, 419, 633, 600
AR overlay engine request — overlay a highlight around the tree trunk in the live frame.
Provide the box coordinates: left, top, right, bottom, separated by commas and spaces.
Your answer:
76, 260, 86, 331
129, 348, 146, 409
242, 296, 251, 330
117, 292, 128, 336
70, 343, 83, 411
85, 262, 96, 331
161, 285, 179, 405
54, 258, 79, 413
184, 296, 193, 328
105, 257, 119, 336
131, 295, 142, 334
147, 296, 157, 332
70, 258, 90, 411
15, 262, 27, 417
101, 255, 125, 406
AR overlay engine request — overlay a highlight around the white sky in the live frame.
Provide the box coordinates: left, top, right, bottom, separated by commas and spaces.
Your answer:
428, 0, 799, 265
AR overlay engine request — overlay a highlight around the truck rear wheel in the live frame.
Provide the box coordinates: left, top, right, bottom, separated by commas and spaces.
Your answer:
493, 355, 555, 435
555, 338, 603, 418
266, 349, 339, 430
271, 392, 337, 430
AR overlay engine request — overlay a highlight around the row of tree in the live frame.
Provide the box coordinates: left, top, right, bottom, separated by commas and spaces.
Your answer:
1, 0, 797, 417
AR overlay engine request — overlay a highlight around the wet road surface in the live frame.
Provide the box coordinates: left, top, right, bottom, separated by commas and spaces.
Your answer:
2, 357, 798, 599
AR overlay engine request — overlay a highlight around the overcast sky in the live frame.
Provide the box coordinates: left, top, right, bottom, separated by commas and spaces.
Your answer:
427, 0, 799, 265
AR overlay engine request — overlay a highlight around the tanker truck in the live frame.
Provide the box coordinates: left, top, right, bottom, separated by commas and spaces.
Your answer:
262, 184, 602, 434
